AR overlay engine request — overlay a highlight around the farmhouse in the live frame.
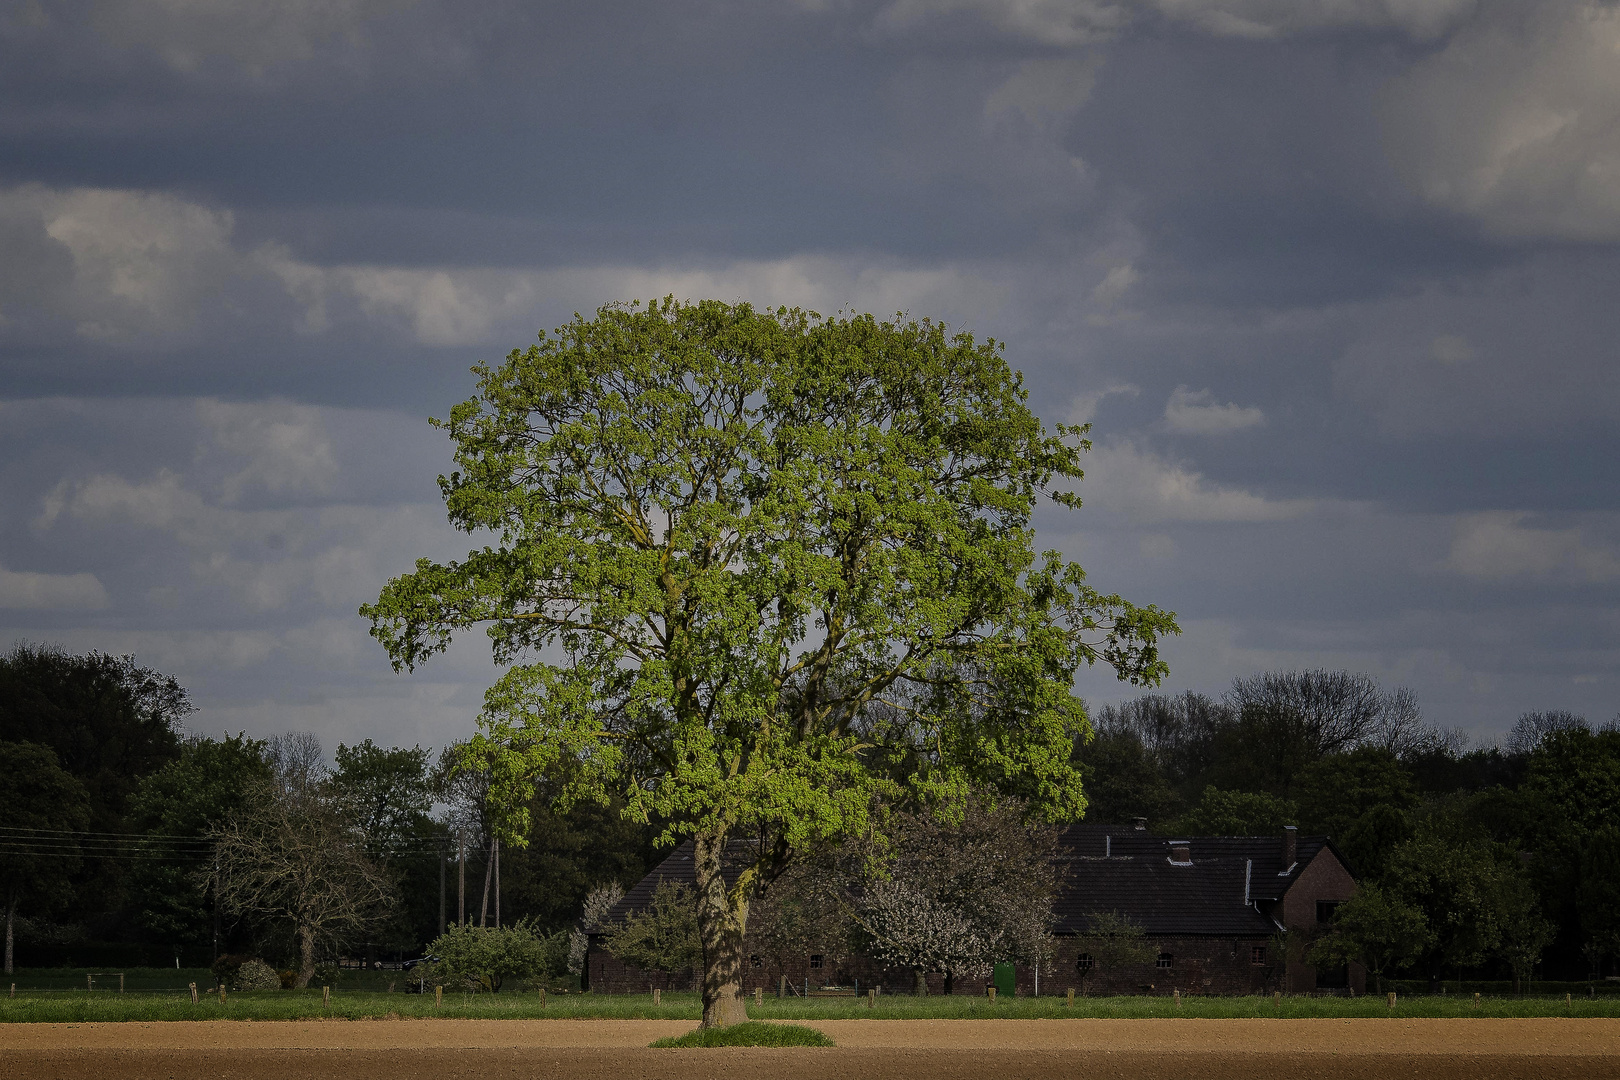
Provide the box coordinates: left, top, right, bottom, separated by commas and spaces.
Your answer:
585, 822, 1363, 996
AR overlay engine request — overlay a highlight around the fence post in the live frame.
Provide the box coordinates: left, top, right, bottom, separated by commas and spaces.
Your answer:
867, 988, 875, 1009
120, 974, 125, 994
323, 985, 330, 1008
219, 986, 226, 1004
653, 988, 661, 1006
1387, 992, 1396, 1009
539, 987, 546, 1010
778, 975, 786, 999
434, 985, 442, 1009
189, 982, 198, 1004
986, 985, 996, 1002
87, 974, 93, 991
755, 987, 763, 1006
1066, 988, 1074, 1008
1174, 989, 1181, 1007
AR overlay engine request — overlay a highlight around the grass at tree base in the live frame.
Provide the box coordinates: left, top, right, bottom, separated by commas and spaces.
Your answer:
651, 1021, 834, 1047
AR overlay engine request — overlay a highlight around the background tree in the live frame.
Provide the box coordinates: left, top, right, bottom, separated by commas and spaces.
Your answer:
1168, 786, 1296, 836
856, 878, 983, 995
569, 882, 625, 976
602, 878, 702, 987
1506, 710, 1589, 756
1306, 882, 1430, 993
124, 733, 272, 950
850, 797, 1059, 994
1072, 911, 1156, 995
331, 740, 434, 860
210, 778, 394, 987
502, 768, 655, 935
748, 859, 854, 985
0, 742, 90, 973
1578, 827, 1620, 976
364, 299, 1176, 1025
0, 645, 190, 830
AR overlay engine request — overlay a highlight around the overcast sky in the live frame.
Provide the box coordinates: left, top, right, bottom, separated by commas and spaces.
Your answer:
3, 0, 1617, 753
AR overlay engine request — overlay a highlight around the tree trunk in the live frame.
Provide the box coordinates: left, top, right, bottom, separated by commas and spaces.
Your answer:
914, 968, 928, 996
692, 826, 748, 1028
296, 924, 317, 988
479, 837, 494, 927
943, 970, 955, 996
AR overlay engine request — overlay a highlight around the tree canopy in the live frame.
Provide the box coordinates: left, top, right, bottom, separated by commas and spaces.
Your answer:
364, 299, 1177, 1024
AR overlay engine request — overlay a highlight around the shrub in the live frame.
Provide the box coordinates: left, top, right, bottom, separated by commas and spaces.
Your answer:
278, 969, 297, 989
313, 962, 341, 987
212, 953, 250, 989
236, 959, 281, 990
421, 919, 556, 993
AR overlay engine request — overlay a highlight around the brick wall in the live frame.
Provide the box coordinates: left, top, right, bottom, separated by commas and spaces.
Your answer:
1280, 848, 1365, 994
1048, 934, 1282, 996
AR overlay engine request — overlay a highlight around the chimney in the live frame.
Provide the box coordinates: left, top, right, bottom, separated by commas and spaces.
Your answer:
1169, 841, 1191, 864
1133, 816, 1148, 831
1283, 825, 1297, 866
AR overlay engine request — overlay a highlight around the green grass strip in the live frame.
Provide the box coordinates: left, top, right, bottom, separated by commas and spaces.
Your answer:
2, 989, 1619, 1023
652, 1021, 834, 1047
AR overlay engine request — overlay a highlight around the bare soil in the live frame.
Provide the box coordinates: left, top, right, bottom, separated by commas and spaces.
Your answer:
2, 1017, 1616, 1080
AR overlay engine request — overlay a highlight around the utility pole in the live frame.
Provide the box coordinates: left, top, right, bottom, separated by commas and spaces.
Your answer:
212, 860, 220, 972
457, 828, 466, 926
494, 838, 500, 929
438, 846, 447, 936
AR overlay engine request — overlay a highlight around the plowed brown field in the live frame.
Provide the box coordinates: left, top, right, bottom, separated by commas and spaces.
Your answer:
3, 1017, 1616, 1079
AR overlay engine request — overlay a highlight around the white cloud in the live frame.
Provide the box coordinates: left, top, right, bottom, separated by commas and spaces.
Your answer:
0, 185, 239, 340
0, 563, 109, 610
1383, 1, 1620, 241
1445, 512, 1620, 583
1079, 439, 1312, 522
1066, 382, 1139, 425
1163, 385, 1265, 434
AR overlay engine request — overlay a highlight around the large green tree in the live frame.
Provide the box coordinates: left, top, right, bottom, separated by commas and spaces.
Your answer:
364, 299, 1177, 1025
0, 742, 91, 973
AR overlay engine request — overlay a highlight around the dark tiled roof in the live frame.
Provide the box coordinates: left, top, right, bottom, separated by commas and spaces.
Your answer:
1052, 856, 1278, 936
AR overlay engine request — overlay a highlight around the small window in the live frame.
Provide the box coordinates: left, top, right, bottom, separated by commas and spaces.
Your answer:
749, 954, 762, 968
1250, 946, 1267, 965
1076, 954, 1093, 972
809, 954, 824, 969
1156, 952, 1172, 969
1316, 900, 1341, 924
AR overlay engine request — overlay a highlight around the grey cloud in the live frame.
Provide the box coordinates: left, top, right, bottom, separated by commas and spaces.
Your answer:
1383, 0, 1620, 241
1445, 512, 1620, 583
0, 563, 108, 610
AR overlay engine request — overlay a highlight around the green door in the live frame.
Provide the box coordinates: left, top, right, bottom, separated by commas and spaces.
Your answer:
992, 962, 1015, 997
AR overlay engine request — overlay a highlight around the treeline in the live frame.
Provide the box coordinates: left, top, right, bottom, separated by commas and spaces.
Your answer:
0, 644, 657, 972
1076, 670, 1620, 986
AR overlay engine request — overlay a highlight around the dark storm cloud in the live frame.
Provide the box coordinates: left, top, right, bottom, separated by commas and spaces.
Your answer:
1, 0, 1617, 743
